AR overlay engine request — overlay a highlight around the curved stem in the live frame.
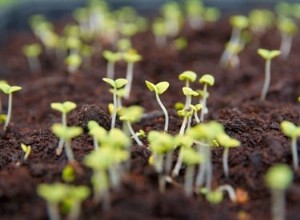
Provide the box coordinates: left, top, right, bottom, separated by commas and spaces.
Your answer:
126, 121, 143, 146
47, 203, 60, 220
155, 93, 169, 132
260, 59, 271, 101
217, 184, 237, 202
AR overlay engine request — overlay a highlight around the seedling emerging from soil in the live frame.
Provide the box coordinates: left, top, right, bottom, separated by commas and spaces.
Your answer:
216, 133, 241, 178
182, 147, 203, 196
0, 83, 22, 131
102, 78, 128, 129
145, 80, 170, 132
265, 164, 293, 220
199, 74, 215, 122
65, 53, 82, 74
277, 17, 298, 60
51, 123, 83, 163
257, 49, 281, 101
102, 50, 122, 79
204, 184, 237, 204
22, 43, 42, 72
51, 101, 77, 155
123, 49, 142, 99
118, 105, 144, 146
280, 120, 300, 170
20, 143, 31, 161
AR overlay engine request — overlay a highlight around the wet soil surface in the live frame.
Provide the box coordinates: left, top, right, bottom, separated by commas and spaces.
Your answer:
1, 17, 300, 220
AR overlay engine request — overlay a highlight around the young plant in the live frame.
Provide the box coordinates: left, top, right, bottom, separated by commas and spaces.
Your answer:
102, 78, 128, 129
257, 49, 281, 101
222, 41, 244, 69
102, 50, 122, 79
280, 120, 300, 170
277, 17, 298, 60
179, 71, 197, 108
265, 164, 293, 220
51, 101, 77, 155
20, 143, 32, 161
204, 184, 237, 204
0, 83, 22, 131
152, 18, 168, 46
160, 1, 183, 37
51, 123, 83, 163
199, 74, 215, 122
118, 105, 144, 146
216, 133, 241, 178
148, 131, 175, 193
65, 53, 82, 74
181, 147, 203, 196
87, 120, 106, 149
248, 9, 274, 36
22, 43, 42, 72
184, 0, 204, 30
145, 80, 169, 132
123, 49, 142, 99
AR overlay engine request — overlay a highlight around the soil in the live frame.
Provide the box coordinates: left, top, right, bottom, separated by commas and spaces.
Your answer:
1, 14, 300, 220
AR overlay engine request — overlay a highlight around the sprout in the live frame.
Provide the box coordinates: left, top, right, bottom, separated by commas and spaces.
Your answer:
265, 164, 293, 220
51, 101, 77, 155
203, 7, 220, 23
145, 80, 170, 132
62, 164, 75, 183
0, 80, 8, 113
248, 9, 274, 35
216, 133, 241, 178
199, 74, 215, 122
173, 37, 188, 51
123, 49, 142, 99
160, 1, 183, 37
102, 78, 128, 128
152, 18, 168, 46
257, 48, 281, 101
102, 50, 122, 79
148, 131, 175, 193
20, 143, 31, 161
65, 36, 81, 55
22, 43, 42, 73
87, 120, 106, 149
184, 0, 204, 29
205, 184, 237, 204
179, 70, 197, 90
65, 53, 82, 74
182, 147, 203, 196
280, 120, 300, 170
222, 41, 244, 69
0, 83, 22, 131
118, 105, 144, 146
277, 17, 298, 60
51, 123, 83, 163
116, 38, 132, 53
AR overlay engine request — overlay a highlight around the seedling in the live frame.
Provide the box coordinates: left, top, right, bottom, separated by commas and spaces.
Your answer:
182, 147, 203, 196
145, 80, 170, 132
51, 101, 77, 155
65, 36, 81, 55
265, 164, 293, 220
160, 1, 183, 37
222, 41, 244, 69
0, 83, 22, 131
204, 184, 237, 204
118, 105, 144, 146
249, 9, 274, 35
152, 18, 168, 46
178, 71, 197, 93
216, 133, 241, 178
87, 120, 106, 149
173, 37, 188, 51
257, 48, 281, 101
51, 123, 83, 162
62, 164, 75, 183
199, 74, 215, 122
277, 17, 298, 60
20, 143, 31, 161
102, 78, 128, 128
102, 50, 122, 79
185, 0, 204, 29
22, 43, 42, 72
123, 49, 142, 99
65, 53, 82, 74
280, 120, 300, 170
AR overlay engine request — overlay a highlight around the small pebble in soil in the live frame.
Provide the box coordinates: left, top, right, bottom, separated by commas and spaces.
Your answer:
77, 104, 111, 131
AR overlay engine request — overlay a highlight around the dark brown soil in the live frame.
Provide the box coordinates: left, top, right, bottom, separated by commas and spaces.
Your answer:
1, 15, 300, 220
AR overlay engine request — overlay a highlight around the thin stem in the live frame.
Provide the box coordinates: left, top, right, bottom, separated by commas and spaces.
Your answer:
4, 93, 12, 131
107, 61, 115, 79
184, 165, 195, 197
217, 184, 237, 202
28, 57, 41, 73
271, 189, 285, 220
124, 62, 134, 99
205, 146, 212, 192
200, 85, 208, 122
260, 59, 271, 101
47, 202, 60, 220
155, 93, 169, 132
172, 148, 183, 177
195, 143, 207, 188
93, 137, 99, 149
280, 33, 292, 60
68, 202, 80, 220
291, 137, 298, 170
179, 116, 188, 135
223, 147, 230, 178
164, 150, 173, 174
126, 121, 143, 146
109, 164, 120, 190
64, 140, 75, 162
56, 139, 64, 156
111, 90, 117, 129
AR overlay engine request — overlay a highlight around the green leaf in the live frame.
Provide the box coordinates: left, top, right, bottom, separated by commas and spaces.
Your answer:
206, 190, 224, 204
118, 106, 144, 123
182, 87, 198, 96
102, 128, 131, 149
103, 50, 122, 62
229, 15, 249, 30
22, 43, 42, 57
50, 101, 77, 114
281, 120, 300, 138
156, 81, 169, 94
199, 74, 215, 86
257, 48, 281, 60
145, 80, 157, 93
182, 148, 203, 165
216, 133, 240, 148
265, 164, 293, 190
51, 123, 83, 140
179, 71, 197, 82
0, 84, 22, 94
148, 131, 174, 154
37, 183, 69, 203
115, 78, 128, 89
65, 53, 82, 67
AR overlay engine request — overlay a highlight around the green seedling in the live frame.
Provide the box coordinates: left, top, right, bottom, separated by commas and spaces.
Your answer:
87, 120, 106, 149
116, 38, 132, 53
0, 83, 22, 131
179, 70, 197, 90
152, 18, 168, 46
222, 41, 244, 69
182, 147, 203, 196
257, 48, 281, 101
22, 43, 42, 72
161, 1, 183, 37
81, 44, 94, 66
0, 80, 8, 113
65, 53, 82, 74
173, 37, 188, 51
123, 49, 142, 99
280, 120, 300, 170
20, 143, 31, 161
65, 36, 81, 55
102, 78, 128, 128
102, 50, 122, 79
185, 0, 204, 29
148, 131, 175, 193
265, 164, 293, 220
277, 17, 298, 60
118, 105, 144, 146
51, 123, 83, 163
204, 184, 237, 204
203, 7, 220, 23
62, 164, 75, 183
199, 74, 215, 122
249, 9, 274, 35
145, 80, 170, 132
216, 133, 241, 178
51, 101, 77, 156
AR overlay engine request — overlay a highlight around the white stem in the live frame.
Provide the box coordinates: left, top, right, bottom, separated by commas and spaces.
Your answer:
205, 146, 212, 191
280, 33, 292, 60
223, 147, 230, 178
124, 62, 134, 99
64, 140, 75, 162
67, 202, 80, 220
196, 143, 207, 188
217, 184, 237, 202
107, 61, 115, 79
4, 93, 12, 131
260, 59, 271, 101
93, 137, 99, 149
271, 189, 285, 220
109, 164, 120, 190
172, 148, 183, 177
155, 93, 169, 132
47, 203, 60, 220
56, 139, 64, 156
111, 91, 117, 129
184, 165, 195, 197
28, 57, 40, 73
200, 85, 208, 122
164, 150, 173, 174
179, 116, 188, 135
291, 138, 298, 170
126, 121, 143, 146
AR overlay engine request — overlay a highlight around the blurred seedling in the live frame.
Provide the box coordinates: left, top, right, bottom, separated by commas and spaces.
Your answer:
204, 184, 237, 204
87, 120, 106, 149
199, 74, 215, 122
22, 43, 42, 73
248, 9, 274, 36
160, 1, 183, 37
145, 80, 170, 132
173, 37, 188, 51
265, 164, 293, 220
152, 18, 168, 46
102, 50, 122, 79
0, 83, 22, 131
51, 101, 77, 156
280, 120, 300, 170
62, 164, 76, 183
257, 48, 281, 101
65, 53, 82, 74
178, 71, 197, 104
21, 143, 31, 161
